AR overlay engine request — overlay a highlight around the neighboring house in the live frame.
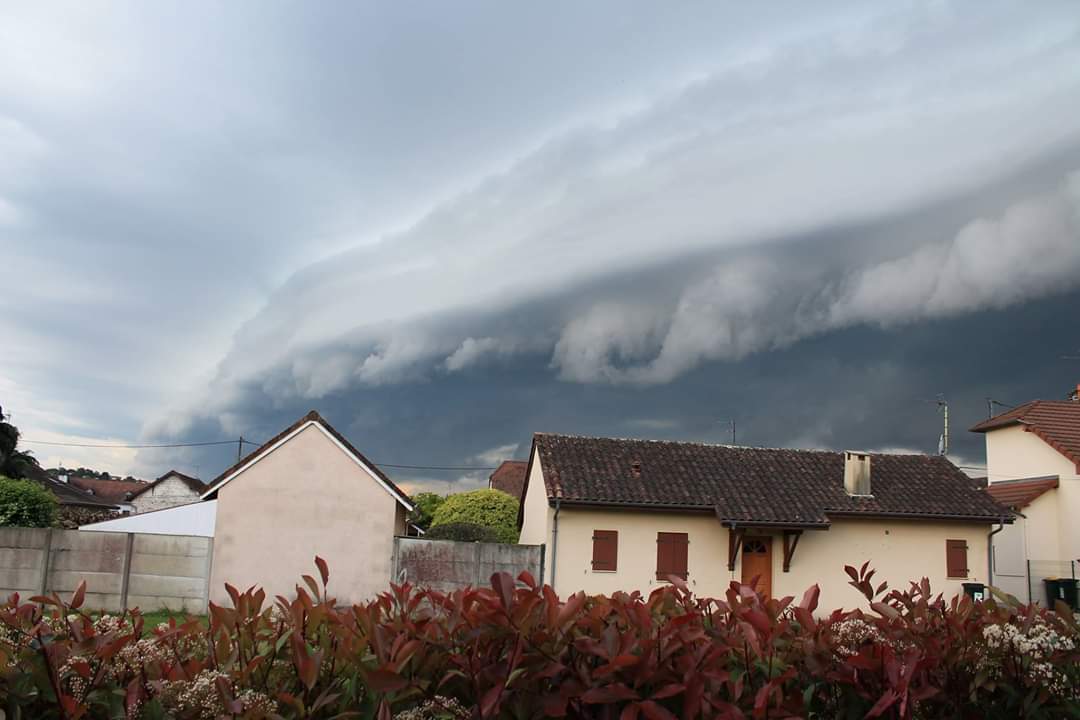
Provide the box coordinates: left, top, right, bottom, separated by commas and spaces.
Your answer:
971, 386, 1080, 602
66, 475, 148, 513
518, 433, 1010, 609
129, 470, 206, 514
24, 465, 120, 527
489, 460, 528, 500
201, 411, 413, 605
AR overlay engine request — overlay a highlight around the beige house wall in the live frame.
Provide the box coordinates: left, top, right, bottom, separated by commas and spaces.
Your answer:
543, 505, 988, 610
210, 424, 402, 605
518, 447, 550, 549
984, 424, 1080, 563
132, 475, 201, 514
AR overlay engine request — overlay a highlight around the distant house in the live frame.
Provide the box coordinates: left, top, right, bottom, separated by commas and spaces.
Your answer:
518, 433, 1010, 609
66, 475, 148, 513
971, 385, 1080, 602
129, 470, 206, 514
488, 460, 527, 500
23, 465, 119, 526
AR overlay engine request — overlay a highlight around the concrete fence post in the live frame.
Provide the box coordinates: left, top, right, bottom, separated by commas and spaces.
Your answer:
119, 533, 135, 611
202, 538, 215, 609
38, 528, 54, 598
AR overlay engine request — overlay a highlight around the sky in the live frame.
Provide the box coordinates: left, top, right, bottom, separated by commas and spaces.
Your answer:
3, 1, 1080, 492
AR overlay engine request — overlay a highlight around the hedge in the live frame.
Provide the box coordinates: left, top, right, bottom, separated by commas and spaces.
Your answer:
424, 522, 502, 543
0, 474, 58, 527
429, 489, 519, 543
0, 560, 1077, 719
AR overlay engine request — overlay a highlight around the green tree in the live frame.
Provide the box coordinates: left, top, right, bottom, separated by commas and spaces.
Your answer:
430, 489, 519, 543
424, 522, 501, 543
0, 407, 40, 480
408, 492, 445, 531
0, 475, 58, 528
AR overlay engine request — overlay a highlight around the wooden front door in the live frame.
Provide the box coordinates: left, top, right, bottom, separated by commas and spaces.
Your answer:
741, 536, 773, 598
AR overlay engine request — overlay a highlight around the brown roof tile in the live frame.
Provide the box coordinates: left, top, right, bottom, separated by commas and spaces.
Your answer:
970, 400, 1080, 469
986, 476, 1059, 509
525, 433, 1010, 527
67, 476, 149, 502
489, 460, 527, 500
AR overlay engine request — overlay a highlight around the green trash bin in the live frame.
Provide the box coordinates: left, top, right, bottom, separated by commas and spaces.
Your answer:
962, 582, 986, 601
1043, 578, 1079, 610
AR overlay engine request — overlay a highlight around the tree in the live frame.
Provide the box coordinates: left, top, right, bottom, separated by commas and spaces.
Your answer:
408, 492, 445, 531
0, 475, 58, 527
0, 408, 40, 480
430, 489, 519, 543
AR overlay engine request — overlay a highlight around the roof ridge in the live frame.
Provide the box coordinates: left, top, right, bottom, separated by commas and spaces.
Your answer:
533, 432, 939, 457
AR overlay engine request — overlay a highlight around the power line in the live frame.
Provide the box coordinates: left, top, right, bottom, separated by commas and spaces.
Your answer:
22, 437, 499, 471
22, 439, 248, 449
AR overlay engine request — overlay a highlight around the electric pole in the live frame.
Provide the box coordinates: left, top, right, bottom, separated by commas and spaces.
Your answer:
922, 395, 948, 455
718, 419, 735, 445
238, 436, 244, 462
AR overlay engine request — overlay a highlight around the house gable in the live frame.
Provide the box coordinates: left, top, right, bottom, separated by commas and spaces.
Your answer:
201, 411, 412, 511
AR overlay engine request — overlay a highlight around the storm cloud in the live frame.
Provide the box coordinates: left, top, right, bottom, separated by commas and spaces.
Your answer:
2, 2, 1079, 487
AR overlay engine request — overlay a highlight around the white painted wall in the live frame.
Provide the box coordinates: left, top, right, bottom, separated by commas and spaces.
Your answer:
132, 475, 203, 514
80, 501, 217, 537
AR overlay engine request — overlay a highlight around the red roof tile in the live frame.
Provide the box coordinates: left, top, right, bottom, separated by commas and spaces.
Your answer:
523, 433, 1010, 527
970, 400, 1080, 468
67, 476, 149, 502
986, 476, 1059, 509
489, 460, 527, 500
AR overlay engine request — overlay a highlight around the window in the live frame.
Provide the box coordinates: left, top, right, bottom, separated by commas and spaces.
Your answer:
591, 530, 618, 572
656, 532, 689, 580
946, 539, 969, 578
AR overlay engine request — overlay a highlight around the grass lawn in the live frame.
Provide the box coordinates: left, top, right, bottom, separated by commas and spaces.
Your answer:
137, 609, 207, 634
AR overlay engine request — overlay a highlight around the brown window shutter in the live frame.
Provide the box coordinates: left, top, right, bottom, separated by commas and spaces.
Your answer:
946, 539, 969, 578
591, 530, 618, 571
657, 532, 689, 580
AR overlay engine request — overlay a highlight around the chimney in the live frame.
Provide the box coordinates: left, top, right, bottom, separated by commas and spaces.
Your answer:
843, 452, 871, 496
630, 459, 642, 478
58, 473, 68, 484
1070, 384, 1080, 402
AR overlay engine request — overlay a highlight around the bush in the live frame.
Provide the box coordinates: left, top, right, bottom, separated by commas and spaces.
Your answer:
430, 488, 519, 543
1, 560, 1079, 719
424, 522, 502, 543
0, 475, 58, 527
408, 491, 445, 531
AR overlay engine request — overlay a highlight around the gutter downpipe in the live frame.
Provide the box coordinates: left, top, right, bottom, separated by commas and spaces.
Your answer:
550, 495, 562, 591
987, 516, 1008, 588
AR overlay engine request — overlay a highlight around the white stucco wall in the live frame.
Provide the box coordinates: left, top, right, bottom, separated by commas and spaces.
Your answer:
210, 423, 405, 606
81, 500, 217, 537
984, 425, 1080, 563
545, 506, 988, 610
132, 475, 202, 514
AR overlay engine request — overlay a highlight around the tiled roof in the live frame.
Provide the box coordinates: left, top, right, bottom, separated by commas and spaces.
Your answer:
526, 433, 1010, 527
23, 466, 118, 508
128, 470, 206, 500
67, 476, 149, 502
201, 411, 412, 508
970, 400, 1080, 467
986, 476, 1059, 509
489, 460, 528, 500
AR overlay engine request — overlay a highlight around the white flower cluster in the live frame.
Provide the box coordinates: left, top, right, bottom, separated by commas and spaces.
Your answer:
980, 618, 1077, 698
830, 618, 885, 657
157, 669, 277, 719
394, 696, 471, 720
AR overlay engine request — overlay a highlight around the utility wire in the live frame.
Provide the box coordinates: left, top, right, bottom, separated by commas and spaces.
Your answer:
22, 437, 499, 471
22, 439, 247, 449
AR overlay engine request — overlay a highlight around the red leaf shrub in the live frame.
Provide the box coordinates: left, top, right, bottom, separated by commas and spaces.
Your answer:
0, 560, 1077, 719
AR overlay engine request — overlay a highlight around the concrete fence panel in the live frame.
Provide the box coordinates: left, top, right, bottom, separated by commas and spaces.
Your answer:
392, 537, 543, 593
0, 528, 213, 613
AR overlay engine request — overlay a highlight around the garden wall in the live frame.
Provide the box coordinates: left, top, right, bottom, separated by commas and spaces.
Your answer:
392, 537, 543, 593
0, 528, 212, 613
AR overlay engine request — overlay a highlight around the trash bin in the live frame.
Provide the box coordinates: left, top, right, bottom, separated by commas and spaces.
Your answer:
1043, 578, 1079, 610
962, 582, 986, 601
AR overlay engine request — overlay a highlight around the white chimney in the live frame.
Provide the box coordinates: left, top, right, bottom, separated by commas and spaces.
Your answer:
58, 473, 68, 484
843, 452, 872, 496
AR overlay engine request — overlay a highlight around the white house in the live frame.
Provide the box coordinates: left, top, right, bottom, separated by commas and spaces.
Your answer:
972, 385, 1080, 603
129, 470, 207, 514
